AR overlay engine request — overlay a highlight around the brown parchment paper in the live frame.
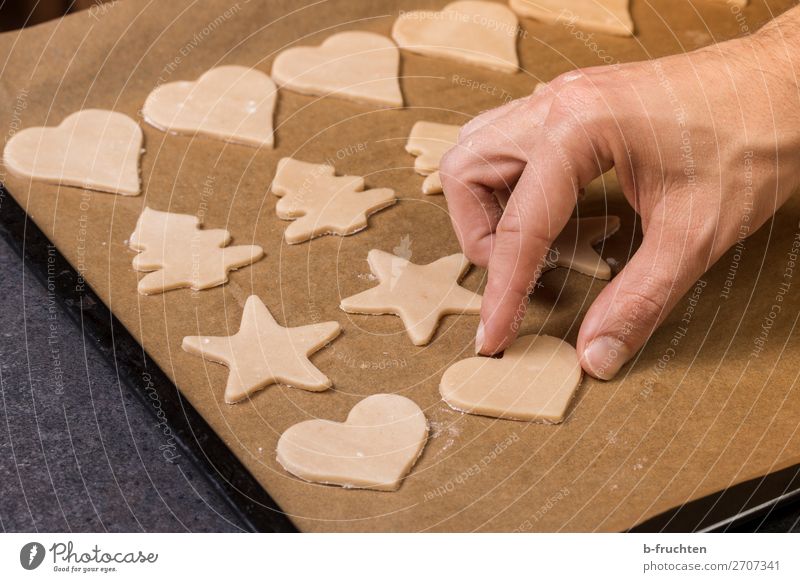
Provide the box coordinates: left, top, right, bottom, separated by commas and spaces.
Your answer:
2, 0, 800, 532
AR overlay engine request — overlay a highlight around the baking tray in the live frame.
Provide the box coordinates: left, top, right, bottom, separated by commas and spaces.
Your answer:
2, 184, 798, 532
3, 0, 800, 532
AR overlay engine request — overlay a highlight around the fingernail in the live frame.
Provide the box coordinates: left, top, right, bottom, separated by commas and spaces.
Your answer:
475, 320, 485, 355
582, 336, 630, 381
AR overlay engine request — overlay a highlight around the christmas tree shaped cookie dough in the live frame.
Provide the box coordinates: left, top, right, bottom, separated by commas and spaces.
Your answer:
405, 121, 460, 195
128, 207, 263, 295
272, 157, 397, 244
549, 216, 620, 280
340, 250, 482, 346
182, 295, 341, 404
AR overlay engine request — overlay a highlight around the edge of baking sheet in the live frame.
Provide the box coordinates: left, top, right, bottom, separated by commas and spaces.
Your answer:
2, 182, 798, 533
633, 459, 800, 532
0, 185, 297, 533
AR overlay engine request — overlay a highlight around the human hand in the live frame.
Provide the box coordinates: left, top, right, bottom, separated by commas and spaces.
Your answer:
439, 9, 800, 380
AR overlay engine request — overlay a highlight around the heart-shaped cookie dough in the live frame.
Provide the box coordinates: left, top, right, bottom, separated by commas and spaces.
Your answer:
440, 334, 582, 423
2, 109, 142, 196
143, 65, 277, 148
277, 394, 428, 491
392, 1, 519, 73
509, 0, 634, 37
271, 31, 403, 107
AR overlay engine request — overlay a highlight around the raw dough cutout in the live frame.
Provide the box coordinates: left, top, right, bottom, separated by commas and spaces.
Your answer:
405, 121, 460, 195
129, 207, 263, 294
548, 216, 620, 280
271, 31, 403, 107
440, 334, 582, 422
272, 157, 397, 244
276, 394, 428, 491
393, 1, 520, 73
3, 109, 142, 196
143, 65, 277, 148
340, 250, 482, 346
509, 0, 634, 37
183, 295, 340, 404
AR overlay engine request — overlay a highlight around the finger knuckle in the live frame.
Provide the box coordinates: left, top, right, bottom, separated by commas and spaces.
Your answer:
461, 237, 487, 265
497, 211, 552, 255
439, 148, 467, 184
615, 285, 670, 332
496, 210, 523, 236
439, 147, 458, 172
457, 123, 475, 143
549, 69, 590, 90
549, 82, 605, 127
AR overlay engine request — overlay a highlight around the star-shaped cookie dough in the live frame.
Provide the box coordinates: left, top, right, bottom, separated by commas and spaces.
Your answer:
549, 216, 620, 280
340, 250, 482, 346
182, 295, 341, 404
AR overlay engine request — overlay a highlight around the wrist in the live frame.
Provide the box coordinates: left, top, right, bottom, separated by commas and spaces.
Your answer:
751, 5, 800, 78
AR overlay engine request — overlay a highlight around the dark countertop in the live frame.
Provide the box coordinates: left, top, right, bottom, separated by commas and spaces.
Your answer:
0, 232, 797, 533
0, 234, 243, 532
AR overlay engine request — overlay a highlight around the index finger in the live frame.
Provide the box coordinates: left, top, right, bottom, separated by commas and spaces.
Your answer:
439, 92, 556, 267
477, 99, 615, 355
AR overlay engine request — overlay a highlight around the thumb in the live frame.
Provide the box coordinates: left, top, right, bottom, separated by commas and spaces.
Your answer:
577, 217, 711, 380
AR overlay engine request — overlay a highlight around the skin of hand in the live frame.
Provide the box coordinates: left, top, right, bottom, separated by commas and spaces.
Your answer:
439, 9, 800, 380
